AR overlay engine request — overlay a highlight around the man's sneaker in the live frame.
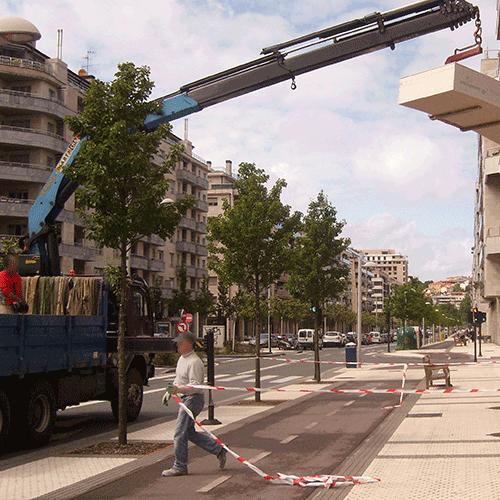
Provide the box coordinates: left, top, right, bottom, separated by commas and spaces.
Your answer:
162, 467, 188, 477
217, 448, 227, 469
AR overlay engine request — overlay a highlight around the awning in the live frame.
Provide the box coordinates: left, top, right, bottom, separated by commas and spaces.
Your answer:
398, 63, 500, 144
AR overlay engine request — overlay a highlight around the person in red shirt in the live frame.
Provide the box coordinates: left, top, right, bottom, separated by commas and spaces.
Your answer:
0, 255, 23, 314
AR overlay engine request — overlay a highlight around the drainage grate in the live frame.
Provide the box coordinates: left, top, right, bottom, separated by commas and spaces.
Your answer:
407, 413, 443, 418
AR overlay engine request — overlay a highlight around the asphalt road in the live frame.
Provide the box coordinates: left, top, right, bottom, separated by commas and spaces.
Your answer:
0, 342, 443, 465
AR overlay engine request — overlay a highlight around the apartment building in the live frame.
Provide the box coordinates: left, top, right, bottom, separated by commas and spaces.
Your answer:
472, 55, 500, 343
360, 249, 408, 285
0, 17, 209, 320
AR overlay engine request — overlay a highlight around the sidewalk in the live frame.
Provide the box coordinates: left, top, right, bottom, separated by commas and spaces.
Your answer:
2, 341, 500, 499
314, 340, 500, 500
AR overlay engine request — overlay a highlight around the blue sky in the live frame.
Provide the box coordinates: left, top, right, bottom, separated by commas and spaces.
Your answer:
2, 0, 498, 281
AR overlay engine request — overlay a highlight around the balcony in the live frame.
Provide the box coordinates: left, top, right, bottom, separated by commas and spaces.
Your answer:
485, 227, 500, 257
196, 244, 208, 257
178, 218, 197, 231
60, 243, 96, 261
176, 169, 209, 190
176, 241, 196, 253
194, 199, 208, 212
140, 234, 165, 246
196, 221, 207, 233
0, 55, 53, 76
0, 89, 75, 120
177, 264, 197, 277
0, 197, 76, 223
0, 161, 52, 183
0, 125, 67, 153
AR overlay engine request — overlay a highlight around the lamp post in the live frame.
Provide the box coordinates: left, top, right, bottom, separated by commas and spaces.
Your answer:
357, 256, 362, 367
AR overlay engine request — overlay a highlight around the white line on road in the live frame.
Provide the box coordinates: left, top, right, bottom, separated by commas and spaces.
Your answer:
249, 451, 272, 463
280, 435, 298, 444
260, 375, 278, 381
197, 475, 232, 493
269, 375, 302, 384
305, 421, 318, 429
344, 400, 354, 407
327, 409, 340, 417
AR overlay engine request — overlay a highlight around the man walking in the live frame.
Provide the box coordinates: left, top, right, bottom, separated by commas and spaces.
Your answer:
162, 331, 227, 477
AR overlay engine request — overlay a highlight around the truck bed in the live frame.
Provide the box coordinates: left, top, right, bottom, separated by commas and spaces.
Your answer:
0, 314, 107, 378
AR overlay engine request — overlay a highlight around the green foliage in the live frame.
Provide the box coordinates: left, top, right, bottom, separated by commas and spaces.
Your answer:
169, 266, 195, 315
459, 294, 472, 324
194, 276, 216, 317
207, 162, 300, 333
286, 191, 350, 309
64, 62, 192, 253
385, 276, 432, 323
270, 297, 311, 322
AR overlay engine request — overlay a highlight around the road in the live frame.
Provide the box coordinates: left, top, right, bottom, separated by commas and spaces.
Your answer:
71, 341, 440, 500
0, 342, 422, 465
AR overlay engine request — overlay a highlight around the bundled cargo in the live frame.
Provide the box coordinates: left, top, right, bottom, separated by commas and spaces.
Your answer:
21, 276, 104, 316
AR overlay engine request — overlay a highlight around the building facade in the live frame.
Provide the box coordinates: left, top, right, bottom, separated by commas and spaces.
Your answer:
360, 249, 408, 285
472, 56, 500, 343
0, 18, 210, 333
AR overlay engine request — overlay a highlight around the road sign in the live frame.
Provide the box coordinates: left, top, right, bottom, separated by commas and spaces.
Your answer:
183, 313, 193, 324
176, 321, 188, 333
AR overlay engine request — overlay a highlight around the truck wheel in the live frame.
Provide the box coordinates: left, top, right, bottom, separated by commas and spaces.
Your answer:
0, 389, 11, 447
111, 368, 144, 422
23, 381, 56, 447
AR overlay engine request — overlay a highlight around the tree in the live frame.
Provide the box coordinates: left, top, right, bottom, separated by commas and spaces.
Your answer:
169, 266, 195, 318
386, 277, 430, 326
207, 162, 300, 400
194, 276, 216, 333
286, 191, 350, 382
459, 294, 472, 324
65, 62, 191, 445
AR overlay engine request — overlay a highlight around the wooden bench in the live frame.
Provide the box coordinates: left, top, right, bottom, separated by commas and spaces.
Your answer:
422, 355, 452, 390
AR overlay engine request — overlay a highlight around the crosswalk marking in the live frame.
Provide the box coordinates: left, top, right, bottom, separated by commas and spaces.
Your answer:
269, 375, 302, 384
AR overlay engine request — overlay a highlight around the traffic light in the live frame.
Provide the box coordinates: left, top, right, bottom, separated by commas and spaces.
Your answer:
471, 308, 487, 324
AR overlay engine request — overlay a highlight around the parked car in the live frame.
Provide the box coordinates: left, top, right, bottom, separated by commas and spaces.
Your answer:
323, 331, 345, 347
361, 333, 372, 345
249, 333, 278, 347
370, 331, 381, 343
346, 332, 357, 343
297, 329, 322, 350
277, 334, 301, 350
380, 333, 388, 343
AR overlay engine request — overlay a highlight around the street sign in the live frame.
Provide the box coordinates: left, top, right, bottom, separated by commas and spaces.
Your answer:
183, 313, 193, 324
176, 321, 188, 333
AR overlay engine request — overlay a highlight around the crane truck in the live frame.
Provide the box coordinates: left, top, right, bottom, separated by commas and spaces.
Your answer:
0, 0, 481, 449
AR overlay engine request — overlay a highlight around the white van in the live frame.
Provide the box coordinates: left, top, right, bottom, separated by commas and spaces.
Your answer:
297, 329, 322, 350
370, 331, 381, 343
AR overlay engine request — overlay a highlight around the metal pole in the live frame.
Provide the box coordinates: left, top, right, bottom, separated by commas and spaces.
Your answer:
201, 329, 221, 425
357, 256, 362, 367
474, 325, 477, 362
478, 322, 482, 357
387, 311, 391, 353
268, 286, 271, 354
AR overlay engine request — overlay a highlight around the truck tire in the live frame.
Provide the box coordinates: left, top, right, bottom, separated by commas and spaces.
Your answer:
111, 368, 144, 422
23, 381, 56, 447
0, 389, 11, 447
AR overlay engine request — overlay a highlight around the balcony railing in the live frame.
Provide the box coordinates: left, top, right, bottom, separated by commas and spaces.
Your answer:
0, 55, 52, 76
0, 161, 52, 183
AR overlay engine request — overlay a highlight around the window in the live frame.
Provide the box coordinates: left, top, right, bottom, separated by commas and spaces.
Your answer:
11, 85, 31, 94
8, 191, 28, 200
49, 89, 55, 100
47, 122, 55, 134
10, 118, 30, 129
8, 224, 26, 236
170, 253, 174, 267
46, 156, 54, 168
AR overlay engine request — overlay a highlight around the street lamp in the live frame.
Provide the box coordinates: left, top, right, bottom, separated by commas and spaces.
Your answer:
356, 257, 375, 367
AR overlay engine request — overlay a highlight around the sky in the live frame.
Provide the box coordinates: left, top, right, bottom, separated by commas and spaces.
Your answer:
2, 0, 499, 282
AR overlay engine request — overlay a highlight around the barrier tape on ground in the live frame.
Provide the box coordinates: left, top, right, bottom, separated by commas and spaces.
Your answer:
259, 356, 500, 367
183, 383, 500, 395
170, 393, 379, 488
383, 363, 408, 410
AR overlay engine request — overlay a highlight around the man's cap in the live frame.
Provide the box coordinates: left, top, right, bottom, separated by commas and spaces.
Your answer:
173, 331, 196, 344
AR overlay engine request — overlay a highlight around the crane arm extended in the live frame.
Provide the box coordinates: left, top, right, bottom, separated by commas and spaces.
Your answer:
25, 0, 479, 275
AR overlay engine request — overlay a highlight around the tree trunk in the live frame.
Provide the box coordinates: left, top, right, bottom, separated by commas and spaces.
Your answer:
314, 305, 321, 383
254, 278, 261, 402
118, 239, 129, 445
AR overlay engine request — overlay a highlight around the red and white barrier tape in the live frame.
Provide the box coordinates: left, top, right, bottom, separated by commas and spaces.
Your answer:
183, 383, 500, 395
383, 363, 408, 410
171, 393, 379, 488
259, 356, 500, 367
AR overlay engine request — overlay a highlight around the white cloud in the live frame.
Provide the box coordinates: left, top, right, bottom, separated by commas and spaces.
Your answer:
1, 0, 486, 280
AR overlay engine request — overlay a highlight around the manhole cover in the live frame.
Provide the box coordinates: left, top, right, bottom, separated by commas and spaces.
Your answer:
407, 413, 443, 418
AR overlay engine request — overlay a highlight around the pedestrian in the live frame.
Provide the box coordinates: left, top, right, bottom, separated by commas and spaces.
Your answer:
0, 254, 27, 314
162, 331, 227, 477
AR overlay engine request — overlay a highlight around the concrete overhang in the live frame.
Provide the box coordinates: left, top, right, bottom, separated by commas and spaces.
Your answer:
398, 63, 500, 144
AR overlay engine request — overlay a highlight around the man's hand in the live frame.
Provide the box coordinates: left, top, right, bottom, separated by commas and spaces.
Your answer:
168, 385, 179, 395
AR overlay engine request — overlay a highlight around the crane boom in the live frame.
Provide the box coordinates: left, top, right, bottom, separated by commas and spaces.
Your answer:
24, 0, 480, 276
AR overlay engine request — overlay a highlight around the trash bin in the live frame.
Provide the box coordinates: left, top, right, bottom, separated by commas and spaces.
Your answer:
345, 342, 357, 368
